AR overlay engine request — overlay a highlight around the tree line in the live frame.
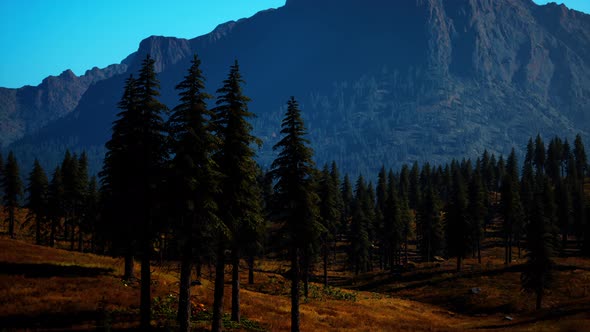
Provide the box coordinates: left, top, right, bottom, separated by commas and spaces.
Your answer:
2, 53, 589, 331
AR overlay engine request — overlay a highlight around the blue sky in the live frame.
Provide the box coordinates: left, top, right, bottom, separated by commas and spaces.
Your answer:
0, 0, 587, 88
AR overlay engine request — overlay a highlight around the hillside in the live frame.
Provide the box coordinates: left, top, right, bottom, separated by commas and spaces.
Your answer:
3, 219, 590, 331
4, 0, 590, 175
0, 237, 469, 331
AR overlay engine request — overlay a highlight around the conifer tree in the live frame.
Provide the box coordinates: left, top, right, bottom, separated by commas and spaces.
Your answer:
100, 54, 169, 329
522, 178, 558, 310
135, 54, 169, 329
47, 167, 64, 247
340, 174, 353, 235
469, 161, 486, 264
417, 170, 444, 262
446, 168, 469, 271
383, 170, 402, 269
3, 151, 22, 239
100, 74, 140, 280
167, 55, 221, 332
84, 176, 100, 252
61, 150, 80, 249
350, 175, 371, 274
26, 159, 49, 245
318, 164, 340, 286
76, 152, 89, 251
211, 60, 263, 327
270, 96, 318, 332
501, 149, 523, 264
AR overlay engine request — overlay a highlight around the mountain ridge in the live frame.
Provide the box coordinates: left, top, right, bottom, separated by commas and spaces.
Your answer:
3, 0, 590, 176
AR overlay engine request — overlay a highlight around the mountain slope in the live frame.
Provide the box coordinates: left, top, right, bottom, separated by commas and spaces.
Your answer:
7, 0, 590, 175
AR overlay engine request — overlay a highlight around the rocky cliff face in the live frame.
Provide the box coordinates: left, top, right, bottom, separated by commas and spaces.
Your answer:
0, 63, 126, 146
5, 0, 590, 175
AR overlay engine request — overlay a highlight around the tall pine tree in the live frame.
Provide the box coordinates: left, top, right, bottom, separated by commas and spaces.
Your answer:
270, 96, 319, 332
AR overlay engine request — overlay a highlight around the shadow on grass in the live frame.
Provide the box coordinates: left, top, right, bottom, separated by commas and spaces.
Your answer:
0, 262, 114, 278
348, 263, 582, 292
0, 311, 100, 329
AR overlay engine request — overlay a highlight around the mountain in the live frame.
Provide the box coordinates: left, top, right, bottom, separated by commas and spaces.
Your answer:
4, 0, 590, 176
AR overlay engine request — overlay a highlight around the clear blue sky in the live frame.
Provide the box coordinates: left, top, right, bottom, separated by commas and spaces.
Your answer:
0, 0, 587, 89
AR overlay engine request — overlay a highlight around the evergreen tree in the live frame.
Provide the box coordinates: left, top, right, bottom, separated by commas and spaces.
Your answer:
340, 174, 353, 235
61, 150, 80, 249
211, 60, 263, 326
47, 167, 64, 247
501, 149, 523, 264
167, 54, 220, 332
100, 55, 169, 329
445, 168, 470, 271
383, 170, 402, 269
350, 175, 371, 274
76, 152, 89, 251
468, 161, 486, 264
318, 164, 340, 286
99, 74, 140, 280
26, 159, 49, 245
135, 54, 170, 329
522, 178, 558, 310
84, 176, 100, 252
417, 182, 444, 262
3, 151, 22, 239
270, 96, 318, 332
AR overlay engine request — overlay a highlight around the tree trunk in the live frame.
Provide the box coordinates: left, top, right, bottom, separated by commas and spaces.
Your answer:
477, 237, 482, 264
291, 247, 300, 332
8, 208, 15, 239
248, 255, 254, 285
212, 243, 225, 332
303, 256, 309, 299
536, 290, 543, 310
124, 254, 135, 281
78, 227, 84, 252
195, 259, 202, 280
177, 244, 192, 332
140, 242, 152, 330
35, 216, 42, 245
323, 243, 328, 287
50, 218, 56, 247
404, 234, 409, 265
70, 223, 76, 251
231, 248, 240, 322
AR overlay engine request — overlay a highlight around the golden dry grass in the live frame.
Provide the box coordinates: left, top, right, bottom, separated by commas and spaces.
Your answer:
0, 236, 477, 331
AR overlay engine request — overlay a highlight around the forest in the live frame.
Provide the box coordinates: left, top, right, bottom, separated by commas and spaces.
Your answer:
1, 53, 589, 332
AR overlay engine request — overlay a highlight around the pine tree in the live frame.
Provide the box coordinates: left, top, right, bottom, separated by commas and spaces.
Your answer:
340, 174, 353, 235
521, 178, 558, 310
383, 170, 402, 269
168, 54, 221, 332
445, 168, 469, 271
76, 152, 89, 251
3, 151, 22, 239
270, 96, 319, 332
26, 159, 49, 245
211, 60, 263, 327
47, 167, 64, 247
61, 150, 80, 249
318, 164, 340, 286
350, 175, 371, 274
135, 54, 169, 329
100, 54, 169, 329
99, 74, 140, 280
416, 165, 444, 262
469, 161, 486, 264
501, 149, 523, 264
